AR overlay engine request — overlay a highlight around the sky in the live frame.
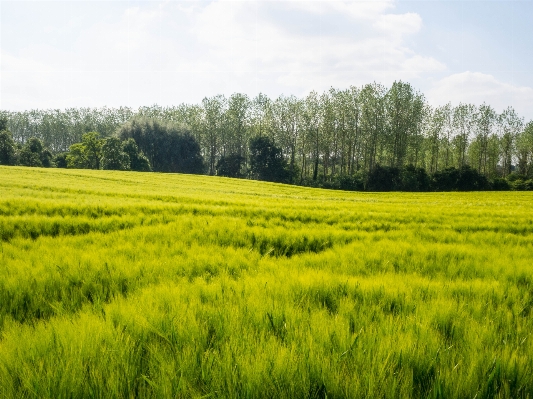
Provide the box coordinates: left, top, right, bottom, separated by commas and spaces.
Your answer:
1, 0, 532, 120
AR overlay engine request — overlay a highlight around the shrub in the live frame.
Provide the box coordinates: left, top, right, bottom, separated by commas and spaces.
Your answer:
249, 136, 291, 183
117, 118, 204, 174
216, 154, 245, 178
491, 178, 510, 191
366, 165, 401, 191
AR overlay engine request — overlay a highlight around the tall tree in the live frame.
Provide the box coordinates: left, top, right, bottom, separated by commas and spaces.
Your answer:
82, 132, 105, 170
122, 138, 151, 172
473, 104, 497, 175
117, 118, 204, 174
439, 103, 453, 169
301, 91, 321, 180
202, 95, 227, 175
452, 103, 476, 168
249, 136, 290, 183
18, 137, 52, 167
66, 143, 89, 169
359, 83, 386, 172
425, 106, 447, 173
385, 81, 418, 168
216, 154, 245, 178
250, 93, 270, 139
330, 88, 351, 175
101, 138, 130, 170
272, 95, 302, 183
226, 93, 251, 159
498, 107, 523, 177
346, 86, 362, 174
0, 119, 17, 166
320, 91, 338, 178
0, 115, 8, 132
516, 121, 533, 176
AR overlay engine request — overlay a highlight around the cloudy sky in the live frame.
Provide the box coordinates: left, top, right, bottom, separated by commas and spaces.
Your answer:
1, 0, 532, 119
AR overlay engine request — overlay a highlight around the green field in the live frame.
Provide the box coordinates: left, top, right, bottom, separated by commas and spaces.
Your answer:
1, 166, 533, 398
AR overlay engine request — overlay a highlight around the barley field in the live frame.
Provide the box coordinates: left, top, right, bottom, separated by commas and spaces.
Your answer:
0, 166, 532, 398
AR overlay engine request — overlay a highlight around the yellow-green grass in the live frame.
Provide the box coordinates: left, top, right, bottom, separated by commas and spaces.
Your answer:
0, 166, 532, 398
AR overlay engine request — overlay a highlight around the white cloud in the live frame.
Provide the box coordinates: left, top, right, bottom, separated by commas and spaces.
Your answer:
428, 71, 533, 120
187, 1, 443, 90
1, 0, 444, 110
287, 1, 394, 20
1, 52, 52, 73
373, 12, 422, 36
73, 5, 165, 70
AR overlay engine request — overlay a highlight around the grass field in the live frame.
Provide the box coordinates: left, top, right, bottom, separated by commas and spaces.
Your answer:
1, 166, 533, 398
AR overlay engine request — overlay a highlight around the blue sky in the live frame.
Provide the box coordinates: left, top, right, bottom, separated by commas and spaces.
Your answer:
1, 0, 532, 120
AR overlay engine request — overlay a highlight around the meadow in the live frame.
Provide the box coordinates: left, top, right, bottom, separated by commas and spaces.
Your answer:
0, 166, 532, 398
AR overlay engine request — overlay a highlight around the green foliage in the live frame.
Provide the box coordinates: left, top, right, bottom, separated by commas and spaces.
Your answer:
62, 136, 150, 172
66, 142, 88, 168
0, 130, 17, 166
117, 118, 204, 174
168, 132, 205, 174
400, 165, 431, 191
0, 115, 8, 132
432, 166, 490, 191
18, 146, 42, 167
507, 172, 528, 182
122, 138, 151, 172
365, 164, 431, 192
491, 177, 511, 191
41, 149, 54, 167
27, 136, 43, 153
336, 173, 365, 191
249, 136, 291, 183
366, 165, 401, 191
516, 121, 533, 176
216, 154, 245, 178
506, 173, 533, 190
431, 168, 460, 191
1, 167, 533, 397
2, 85, 533, 184
17, 137, 53, 168
101, 137, 130, 171
53, 152, 69, 168
509, 178, 533, 191
83, 131, 105, 169
66, 132, 105, 169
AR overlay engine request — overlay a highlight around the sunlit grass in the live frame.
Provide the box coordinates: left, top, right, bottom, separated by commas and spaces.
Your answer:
1, 166, 532, 398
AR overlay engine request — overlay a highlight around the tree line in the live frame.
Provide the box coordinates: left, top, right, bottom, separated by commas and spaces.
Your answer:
1, 81, 533, 191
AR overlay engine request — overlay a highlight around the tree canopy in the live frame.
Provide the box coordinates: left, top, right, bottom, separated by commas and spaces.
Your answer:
0, 119, 17, 166
249, 136, 292, 183
117, 118, 204, 174
2, 80, 533, 190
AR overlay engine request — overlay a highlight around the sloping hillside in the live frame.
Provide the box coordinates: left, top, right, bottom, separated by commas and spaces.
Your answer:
1, 166, 533, 398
